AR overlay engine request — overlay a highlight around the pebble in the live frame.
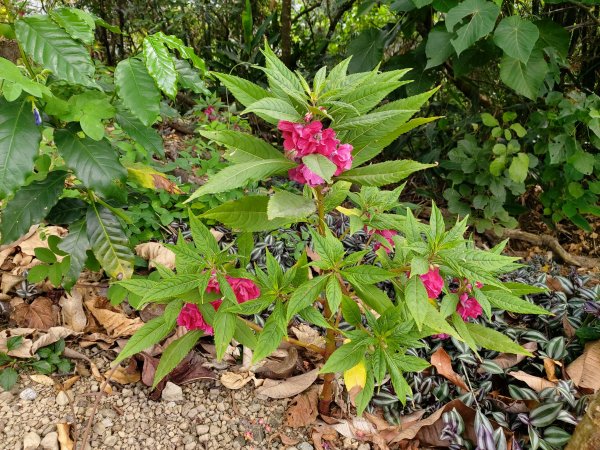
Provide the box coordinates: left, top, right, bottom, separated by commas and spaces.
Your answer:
209, 424, 220, 436
162, 382, 183, 402
55, 391, 69, 406
104, 435, 118, 446
0, 391, 14, 403
19, 388, 37, 401
196, 424, 210, 435
40, 432, 59, 450
298, 443, 314, 450
357, 445, 370, 450
23, 431, 41, 450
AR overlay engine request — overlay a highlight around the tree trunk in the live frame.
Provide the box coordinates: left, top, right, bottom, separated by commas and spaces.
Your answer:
566, 392, 600, 450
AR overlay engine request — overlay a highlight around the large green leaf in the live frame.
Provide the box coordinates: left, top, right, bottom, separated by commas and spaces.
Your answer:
156, 32, 205, 72
302, 154, 337, 182
267, 191, 315, 220
152, 330, 203, 387
114, 58, 161, 126
142, 274, 203, 303
212, 73, 272, 108
174, 58, 207, 94
200, 130, 284, 163
54, 129, 127, 199
213, 310, 237, 361
201, 196, 296, 232
482, 288, 549, 315
186, 159, 295, 201
241, 98, 302, 124
535, 19, 569, 59
114, 314, 177, 364
116, 108, 164, 158
15, 16, 94, 86
347, 29, 386, 73
57, 219, 90, 290
0, 57, 52, 98
499, 49, 547, 99
425, 29, 454, 69
404, 276, 428, 330
0, 98, 41, 199
0, 171, 67, 244
493, 16, 539, 63
465, 322, 533, 355
445, 0, 500, 56
86, 204, 134, 279
143, 34, 178, 99
337, 160, 434, 186
50, 7, 95, 45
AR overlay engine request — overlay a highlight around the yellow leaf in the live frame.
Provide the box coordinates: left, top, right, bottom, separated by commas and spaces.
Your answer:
125, 163, 182, 193
343, 360, 367, 391
336, 206, 361, 217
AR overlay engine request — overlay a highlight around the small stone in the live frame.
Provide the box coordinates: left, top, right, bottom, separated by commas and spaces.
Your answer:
184, 443, 196, 450
357, 445, 370, 450
93, 422, 106, 435
209, 424, 220, 436
56, 391, 69, 406
23, 431, 41, 450
161, 382, 183, 402
40, 432, 59, 450
196, 425, 210, 435
104, 435, 118, 446
19, 388, 37, 401
248, 403, 260, 413
122, 388, 133, 397
297, 443, 314, 450
0, 391, 14, 403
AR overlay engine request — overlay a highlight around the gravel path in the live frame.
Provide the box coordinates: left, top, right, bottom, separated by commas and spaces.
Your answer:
0, 374, 330, 450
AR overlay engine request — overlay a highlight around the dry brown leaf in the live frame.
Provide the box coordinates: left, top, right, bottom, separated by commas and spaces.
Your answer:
286, 387, 319, 428
0, 327, 34, 358
1, 272, 22, 293
62, 376, 80, 391
431, 347, 469, 391
220, 371, 255, 390
135, 242, 176, 270
17, 226, 67, 256
56, 422, 74, 450
510, 370, 557, 392
31, 327, 78, 353
566, 341, 600, 391
255, 347, 298, 379
59, 289, 87, 332
478, 342, 537, 373
256, 368, 319, 399
543, 358, 559, 382
84, 293, 143, 337
291, 324, 326, 349
109, 360, 141, 384
29, 374, 55, 386
12, 296, 58, 330
276, 432, 300, 446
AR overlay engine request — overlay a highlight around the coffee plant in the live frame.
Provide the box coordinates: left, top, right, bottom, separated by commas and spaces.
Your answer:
114, 46, 549, 421
0, 4, 207, 288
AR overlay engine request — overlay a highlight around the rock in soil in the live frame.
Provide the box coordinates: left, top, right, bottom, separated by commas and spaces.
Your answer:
161, 381, 184, 402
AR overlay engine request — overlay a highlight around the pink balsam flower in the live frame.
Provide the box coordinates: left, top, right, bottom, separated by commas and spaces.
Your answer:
288, 164, 325, 186
371, 229, 398, 254
420, 267, 444, 299
177, 303, 213, 335
226, 276, 260, 303
457, 293, 483, 320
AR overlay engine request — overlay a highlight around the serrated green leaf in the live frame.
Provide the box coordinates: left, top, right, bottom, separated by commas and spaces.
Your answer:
342, 266, 394, 285
404, 276, 428, 330
0, 97, 42, 200
143, 34, 178, 98
267, 191, 315, 220
326, 276, 343, 314
465, 322, 532, 355
200, 130, 284, 163
50, 7, 95, 45
321, 340, 369, 373
142, 274, 203, 303
337, 160, 434, 186
213, 310, 237, 361
252, 302, 286, 363
0, 171, 66, 244
341, 296, 362, 326
287, 275, 329, 320
241, 97, 302, 124
352, 284, 394, 314
483, 289, 549, 315
54, 129, 126, 199
116, 108, 164, 158
114, 312, 177, 364
152, 330, 203, 387
302, 153, 337, 182
115, 57, 161, 126
211, 72, 272, 108
86, 204, 134, 279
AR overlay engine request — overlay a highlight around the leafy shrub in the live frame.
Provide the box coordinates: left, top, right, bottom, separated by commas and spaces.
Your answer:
114, 47, 548, 424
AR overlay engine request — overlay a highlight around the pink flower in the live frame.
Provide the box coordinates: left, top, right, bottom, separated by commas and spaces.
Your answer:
420, 267, 444, 299
177, 303, 213, 335
433, 333, 450, 340
457, 295, 482, 320
331, 143, 353, 175
288, 164, 325, 186
372, 229, 398, 254
206, 274, 220, 293
226, 276, 260, 303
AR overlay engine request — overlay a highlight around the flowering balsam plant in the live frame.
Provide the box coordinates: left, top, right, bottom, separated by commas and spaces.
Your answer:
115, 45, 549, 414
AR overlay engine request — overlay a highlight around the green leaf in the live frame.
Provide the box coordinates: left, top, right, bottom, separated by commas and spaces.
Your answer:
481, 112, 499, 127
493, 16, 539, 63
302, 154, 337, 182
211, 72, 271, 108
347, 29, 386, 73
27, 264, 49, 283
142, 274, 203, 303
86, 204, 134, 279
483, 289, 550, 315
321, 340, 369, 373
188, 212, 219, 257
6, 335, 23, 352
535, 19, 569, 59
425, 29, 454, 69
143, 34, 178, 98
352, 284, 394, 314
50, 7, 95, 45
35, 247, 56, 264
0, 368, 18, 390
15, 15, 94, 86
116, 109, 164, 158
54, 129, 127, 200
0, 97, 42, 200
394, 354, 431, 372
337, 160, 434, 186
326, 276, 343, 314
200, 130, 284, 163
508, 152, 529, 183
267, 191, 315, 220
0, 57, 52, 98
253, 303, 287, 363
156, 32, 205, 72
445, 0, 500, 56
341, 296, 362, 326
500, 50, 547, 100
287, 276, 329, 320
404, 276, 428, 330
332, 80, 407, 115
241, 98, 302, 124
152, 330, 202, 387
464, 322, 533, 355
261, 44, 305, 100
115, 57, 161, 126
0, 171, 66, 244
186, 159, 295, 201
342, 266, 394, 285
114, 314, 177, 364
174, 58, 207, 94
201, 196, 295, 232
213, 310, 237, 361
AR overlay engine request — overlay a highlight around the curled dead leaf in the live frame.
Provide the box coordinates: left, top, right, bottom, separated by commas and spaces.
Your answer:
84, 291, 143, 337
56, 422, 74, 450
135, 242, 176, 270
285, 386, 319, 428
29, 374, 55, 386
566, 340, 600, 392
221, 371, 255, 390
109, 360, 141, 385
431, 347, 469, 392
256, 368, 319, 399
255, 347, 298, 379
59, 289, 88, 332
510, 370, 557, 392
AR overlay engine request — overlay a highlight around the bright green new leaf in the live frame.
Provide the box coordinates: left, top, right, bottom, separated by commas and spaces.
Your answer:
212, 73, 272, 108
337, 160, 434, 186
302, 154, 337, 182
508, 152, 529, 183
200, 130, 285, 163
494, 16, 539, 63
143, 34, 178, 98
483, 289, 550, 315
0, 57, 52, 98
267, 191, 315, 220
